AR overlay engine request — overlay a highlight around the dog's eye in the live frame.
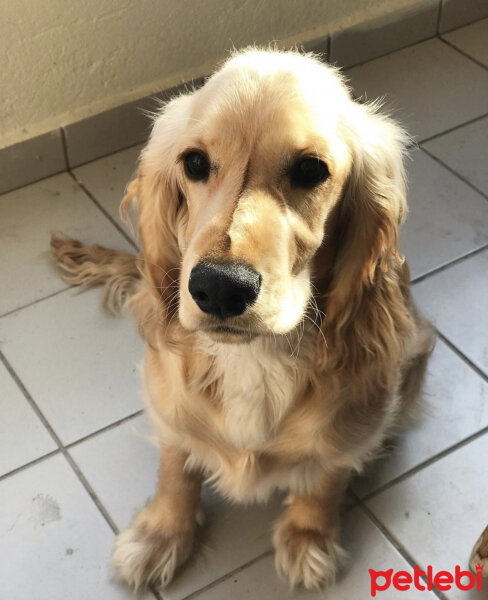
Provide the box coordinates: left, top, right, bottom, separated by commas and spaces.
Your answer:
184, 151, 210, 181
291, 157, 330, 187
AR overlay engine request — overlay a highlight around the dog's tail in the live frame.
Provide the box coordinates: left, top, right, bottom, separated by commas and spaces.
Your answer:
50, 235, 141, 315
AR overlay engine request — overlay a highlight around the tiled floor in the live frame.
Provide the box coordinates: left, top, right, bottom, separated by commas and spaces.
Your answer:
1, 20, 487, 600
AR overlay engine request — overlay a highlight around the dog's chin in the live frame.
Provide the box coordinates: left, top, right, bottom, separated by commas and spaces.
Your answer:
204, 326, 258, 344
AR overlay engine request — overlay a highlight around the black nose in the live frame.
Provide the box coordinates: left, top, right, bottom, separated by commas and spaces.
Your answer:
188, 261, 261, 318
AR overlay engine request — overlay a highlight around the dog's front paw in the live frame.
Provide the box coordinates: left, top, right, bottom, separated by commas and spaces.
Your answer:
273, 520, 347, 591
112, 514, 201, 591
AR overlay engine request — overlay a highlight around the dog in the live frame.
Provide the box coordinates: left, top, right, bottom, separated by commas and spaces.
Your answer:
51, 48, 434, 592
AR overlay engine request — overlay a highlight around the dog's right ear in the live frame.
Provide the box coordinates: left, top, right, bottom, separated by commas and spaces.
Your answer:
121, 94, 196, 322
317, 102, 414, 381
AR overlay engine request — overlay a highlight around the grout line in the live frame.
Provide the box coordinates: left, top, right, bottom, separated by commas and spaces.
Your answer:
0, 287, 71, 320
340, 14, 487, 74
418, 111, 488, 145
342, 32, 437, 72
359, 426, 488, 503
0, 350, 68, 449
0, 449, 61, 483
411, 243, 488, 285
420, 147, 488, 201
435, 329, 488, 382
348, 489, 361, 505
358, 503, 449, 600
438, 35, 488, 72
179, 550, 274, 600
343, 496, 360, 513
65, 409, 144, 450
0, 168, 71, 198
0, 350, 120, 534
60, 127, 71, 170
435, 0, 442, 34
68, 170, 139, 252
63, 450, 119, 533
0, 139, 143, 199
69, 139, 145, 171
438, 15, 488, 36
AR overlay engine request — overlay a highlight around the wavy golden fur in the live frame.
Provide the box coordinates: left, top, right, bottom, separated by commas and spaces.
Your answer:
51, 48, 434, 592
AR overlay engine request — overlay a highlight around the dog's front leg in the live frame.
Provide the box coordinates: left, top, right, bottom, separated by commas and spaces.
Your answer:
273, 468, 350, 590
112, 444, 203, 591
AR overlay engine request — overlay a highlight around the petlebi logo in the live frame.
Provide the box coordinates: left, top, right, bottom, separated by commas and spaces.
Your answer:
369, 563, 484, 596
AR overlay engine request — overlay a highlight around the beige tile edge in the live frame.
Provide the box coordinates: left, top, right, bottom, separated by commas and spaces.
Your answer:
439, 0, 488, 33
63, 78, 205, 169
0, 130, 67, 196
329, 0, 440, 69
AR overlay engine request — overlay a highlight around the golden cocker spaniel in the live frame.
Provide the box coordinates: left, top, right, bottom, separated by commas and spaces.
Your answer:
52, 48, 434, 592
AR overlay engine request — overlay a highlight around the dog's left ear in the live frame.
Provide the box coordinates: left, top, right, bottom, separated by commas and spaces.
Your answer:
121, 94, 196, 328
318, 103, 414, 378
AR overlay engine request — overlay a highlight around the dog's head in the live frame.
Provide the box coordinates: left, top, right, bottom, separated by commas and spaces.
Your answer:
132, 50, 408, 347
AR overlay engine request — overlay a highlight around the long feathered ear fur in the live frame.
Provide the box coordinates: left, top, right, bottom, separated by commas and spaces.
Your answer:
121, 93, 195, 340
319, 103, 415, 388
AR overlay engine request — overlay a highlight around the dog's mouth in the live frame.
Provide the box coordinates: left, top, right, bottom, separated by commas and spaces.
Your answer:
212, 325, 246, 334
205, 324, 258, 343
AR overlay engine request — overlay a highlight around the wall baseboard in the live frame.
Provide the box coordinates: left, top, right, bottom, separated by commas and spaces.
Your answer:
1, 0, 486, 196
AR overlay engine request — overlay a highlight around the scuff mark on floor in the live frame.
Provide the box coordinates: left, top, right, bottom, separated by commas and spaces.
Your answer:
32, 493, 61, 526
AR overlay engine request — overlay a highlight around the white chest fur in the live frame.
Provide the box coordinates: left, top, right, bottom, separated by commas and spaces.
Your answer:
202, 337, 302, 450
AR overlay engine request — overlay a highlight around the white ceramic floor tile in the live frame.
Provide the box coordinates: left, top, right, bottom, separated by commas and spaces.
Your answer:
69, 414, 158, 529
346, 38, 488, 141
193, 507, 437, 600
443, 18, 488, 67
0, 287, 144, 444
353, 338, 488, 497
366, 433, 488, 600
0, 361, 56, 477
0, 172, 134, 316
0, 454, 148, 600
70, 414, 285, 600
74, 145, 142, 241
413, 249, 488, 374
423, 115, 488, 197
402, 149, 488, 279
